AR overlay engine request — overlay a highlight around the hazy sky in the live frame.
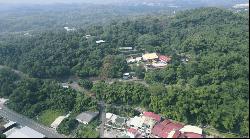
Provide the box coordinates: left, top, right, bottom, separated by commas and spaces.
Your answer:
0, 0, 122, 4
0, 0, 248, 5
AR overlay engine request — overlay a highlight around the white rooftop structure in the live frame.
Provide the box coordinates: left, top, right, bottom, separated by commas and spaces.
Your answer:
5, 126, 45, 138
119, 47, 133, 50
51, 116, 66, 129
123, 73, 130, 76
96, 40, 106, 44
106, 113, 113, 120
127, 116, 144, 129
64, 27, 76, 32
85, 35, 91, 38
135, 57, 142, 62
179, 125, 203, 135
126, 57, 136, 63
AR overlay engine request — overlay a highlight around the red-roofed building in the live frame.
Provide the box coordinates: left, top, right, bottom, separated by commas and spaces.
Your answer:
143, 112, 161, 122
159, 55, 171, 63
151, 120, 184, 138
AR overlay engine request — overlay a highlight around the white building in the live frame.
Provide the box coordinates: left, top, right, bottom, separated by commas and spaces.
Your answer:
85, 35, 91, 39
4, 126, 45, 138
127, 116, 144, 129
96, 40, 106, 44
51, 116, 66, 129
179, 125, 203, 135
64, 27, 76, 32
135, 57, 142, 62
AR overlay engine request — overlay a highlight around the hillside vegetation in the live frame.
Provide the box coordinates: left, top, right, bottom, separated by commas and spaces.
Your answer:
0, 8, 249, 136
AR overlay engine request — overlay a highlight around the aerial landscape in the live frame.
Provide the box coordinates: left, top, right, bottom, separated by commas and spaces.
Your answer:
0, 0, 249, 138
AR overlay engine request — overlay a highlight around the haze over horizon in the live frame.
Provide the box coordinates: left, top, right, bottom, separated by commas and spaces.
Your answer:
0, 0, 248, 5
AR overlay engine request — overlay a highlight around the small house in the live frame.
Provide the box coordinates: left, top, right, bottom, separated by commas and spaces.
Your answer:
123, 73, 131, 80
76, 111, 99, 124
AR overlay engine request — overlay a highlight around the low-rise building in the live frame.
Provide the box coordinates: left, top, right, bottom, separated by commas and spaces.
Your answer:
4, 126, 45, 138
76, 111, 99, 124
151, 119, 184, 138
179, 125, 203, 135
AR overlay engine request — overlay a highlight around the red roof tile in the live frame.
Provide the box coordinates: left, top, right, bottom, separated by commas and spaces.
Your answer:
159, 55, 171, 62
143, 112, 161, 122
163, 122, 184, 133
151, 120, 184, 138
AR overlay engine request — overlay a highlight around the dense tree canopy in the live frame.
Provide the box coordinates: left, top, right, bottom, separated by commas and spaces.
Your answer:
0, 7, 248, 136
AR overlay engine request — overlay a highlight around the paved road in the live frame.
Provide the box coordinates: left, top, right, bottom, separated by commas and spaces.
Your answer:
0, 106, 66, 138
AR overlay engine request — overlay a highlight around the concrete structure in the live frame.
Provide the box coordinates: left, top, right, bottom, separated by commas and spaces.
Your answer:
4, 126, 45, 138
76, 111, 99, 124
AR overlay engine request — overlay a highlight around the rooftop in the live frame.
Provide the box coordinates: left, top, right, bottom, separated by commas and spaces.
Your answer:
179, 125, 203, 135
5, 126, 45, 138
51, 116, 66, 129
76, 111, 99, 124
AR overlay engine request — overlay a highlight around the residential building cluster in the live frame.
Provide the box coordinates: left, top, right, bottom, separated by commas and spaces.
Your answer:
103, 111, 204, 138
126, 53, 172, 69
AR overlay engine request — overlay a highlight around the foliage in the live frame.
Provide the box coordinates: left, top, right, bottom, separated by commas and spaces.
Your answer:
57, 118, 79, 135
0, 7, 248, 136
79, 79, 93, 90
37, 109, 63, 126
76, 121, 100, 138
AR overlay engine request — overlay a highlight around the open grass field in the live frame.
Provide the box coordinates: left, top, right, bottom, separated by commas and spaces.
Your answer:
37, 109, 64, 126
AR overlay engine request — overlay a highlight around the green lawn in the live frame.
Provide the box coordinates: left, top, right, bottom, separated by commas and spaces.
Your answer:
38, 109, 63, 126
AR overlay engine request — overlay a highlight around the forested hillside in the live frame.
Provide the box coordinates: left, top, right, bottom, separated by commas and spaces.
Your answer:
0, 7, 249, 136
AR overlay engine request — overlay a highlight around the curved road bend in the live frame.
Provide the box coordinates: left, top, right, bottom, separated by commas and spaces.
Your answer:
0, 106, 66, 138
